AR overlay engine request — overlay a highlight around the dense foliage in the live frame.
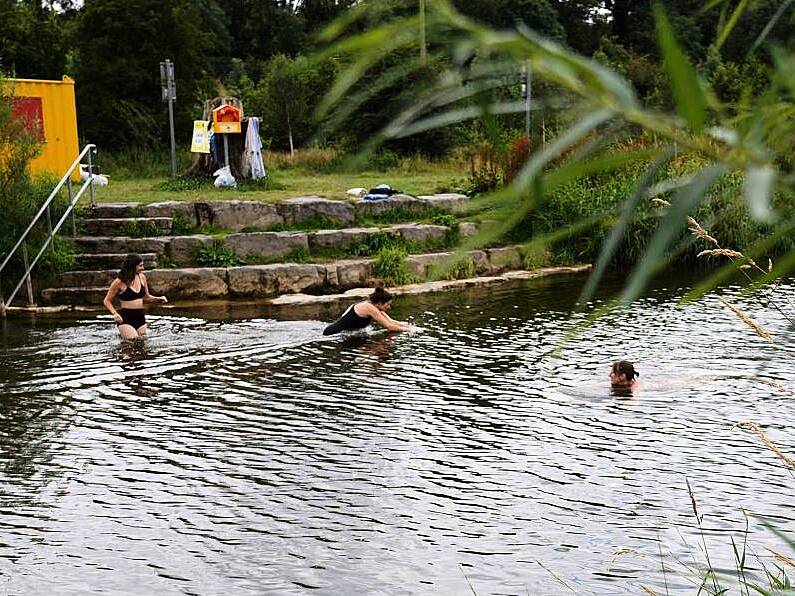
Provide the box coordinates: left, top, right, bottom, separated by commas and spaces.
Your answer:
2, 0, 793, 154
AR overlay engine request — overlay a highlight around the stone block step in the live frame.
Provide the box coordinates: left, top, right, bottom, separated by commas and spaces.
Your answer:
44, 245, 528, 306
59, 269, 117, 287
73, 252, 158, 270
83, 202, 142, 219
80, 195, 468, 233
41, 286, 107, 306
81, 217, 173, 236
72, 236, 170, 255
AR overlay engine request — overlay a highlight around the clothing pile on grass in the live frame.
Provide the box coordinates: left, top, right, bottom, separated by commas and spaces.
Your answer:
347, 183, 402, 201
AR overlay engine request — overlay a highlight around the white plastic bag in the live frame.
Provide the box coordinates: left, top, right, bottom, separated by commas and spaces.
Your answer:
213, 165, 237, 188
80, 170, 109, 186
346, 187, 366, 198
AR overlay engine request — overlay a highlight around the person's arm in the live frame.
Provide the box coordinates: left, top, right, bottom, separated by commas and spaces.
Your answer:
381, 311, 408, 326
103, 280, 123, 323
141, 274, 168, 304
363, 303, 410, 332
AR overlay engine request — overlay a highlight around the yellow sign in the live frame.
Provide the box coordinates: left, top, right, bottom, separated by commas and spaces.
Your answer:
191, 120, 210, 153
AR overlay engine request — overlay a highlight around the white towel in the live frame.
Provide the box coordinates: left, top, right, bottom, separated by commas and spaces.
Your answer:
245, 117, 266, 180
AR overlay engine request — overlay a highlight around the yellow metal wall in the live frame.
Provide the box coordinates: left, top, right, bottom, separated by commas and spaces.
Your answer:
11, 76, 80, 178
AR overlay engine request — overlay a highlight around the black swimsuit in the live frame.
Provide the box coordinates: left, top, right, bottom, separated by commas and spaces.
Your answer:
116, 275, 146, 329
323, 304, 371, 336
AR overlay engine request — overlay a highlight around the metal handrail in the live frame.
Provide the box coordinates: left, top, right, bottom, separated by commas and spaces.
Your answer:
0, 144, 97, 315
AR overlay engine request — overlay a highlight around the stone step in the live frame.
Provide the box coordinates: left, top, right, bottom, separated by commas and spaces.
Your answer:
73, 252, 158, 270
72, 236, 170, 255
60, 269, 117, 287
41, 286, 108, 306
80, 194, 468, 233
69, 222, 465, 265
82, 202, 142, 219
80, 217, 173, 236
43, 245, 528, 306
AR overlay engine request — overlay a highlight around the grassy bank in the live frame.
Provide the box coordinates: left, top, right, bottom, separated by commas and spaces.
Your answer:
91, 148, 466, 204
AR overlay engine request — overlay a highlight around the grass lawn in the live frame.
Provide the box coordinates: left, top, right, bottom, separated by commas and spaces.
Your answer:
92, 167, 465, 204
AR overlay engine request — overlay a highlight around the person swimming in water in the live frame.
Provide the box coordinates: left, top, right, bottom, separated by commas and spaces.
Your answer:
103, 254, 168, 339
323, 287, 411, 336
610, 360, 640, 390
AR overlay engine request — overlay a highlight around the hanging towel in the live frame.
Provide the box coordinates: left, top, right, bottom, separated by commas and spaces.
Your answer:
245, 117, 267, 180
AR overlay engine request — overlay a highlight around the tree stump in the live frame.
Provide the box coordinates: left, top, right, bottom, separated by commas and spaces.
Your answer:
186, 96, 251, 180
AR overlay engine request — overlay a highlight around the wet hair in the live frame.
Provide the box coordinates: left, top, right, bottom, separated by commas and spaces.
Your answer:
117, 254, 143, 285
612, 360, 639, 382
369, 286, 394, 305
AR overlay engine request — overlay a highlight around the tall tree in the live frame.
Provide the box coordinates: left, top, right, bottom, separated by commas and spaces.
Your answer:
73, 0, 225, 149
0, 0, 69, 78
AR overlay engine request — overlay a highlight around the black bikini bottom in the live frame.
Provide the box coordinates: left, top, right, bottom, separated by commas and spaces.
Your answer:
117, 308, 146, 329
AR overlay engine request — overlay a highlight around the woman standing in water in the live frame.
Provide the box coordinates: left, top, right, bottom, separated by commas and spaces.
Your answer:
323, 287, 411, 335
103, 254, 168, 339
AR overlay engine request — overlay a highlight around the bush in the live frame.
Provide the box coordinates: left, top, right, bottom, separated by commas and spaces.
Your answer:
372, 245, 412, 286
194, 239, 241, 267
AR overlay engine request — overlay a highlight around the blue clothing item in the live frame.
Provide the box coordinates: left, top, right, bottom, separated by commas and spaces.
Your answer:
209, 133, 222, 168
363, 193, 391, 201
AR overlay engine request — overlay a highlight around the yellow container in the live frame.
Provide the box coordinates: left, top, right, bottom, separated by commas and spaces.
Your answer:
10, 75, 80, 179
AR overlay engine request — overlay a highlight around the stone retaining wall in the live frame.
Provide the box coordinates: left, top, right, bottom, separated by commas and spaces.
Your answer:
89, 194, 468, 232
42, 246, 528, 305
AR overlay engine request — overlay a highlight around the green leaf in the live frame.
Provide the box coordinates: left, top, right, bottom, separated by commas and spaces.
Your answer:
654, 4, 708, 133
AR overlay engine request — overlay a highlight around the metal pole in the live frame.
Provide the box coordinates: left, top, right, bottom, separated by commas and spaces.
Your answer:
526, 63, 532, 140
67, 177, 76, 236
167, 59, 177, 178
21, 243, 34, 307
86, 148, 96, 209
419, 0, 426, 62
223, 134, 230, 168
46, 204, 54, 254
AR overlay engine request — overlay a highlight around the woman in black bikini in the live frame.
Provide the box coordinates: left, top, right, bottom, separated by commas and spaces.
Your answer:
323, 287, 411, 335
103, 254, 168, 339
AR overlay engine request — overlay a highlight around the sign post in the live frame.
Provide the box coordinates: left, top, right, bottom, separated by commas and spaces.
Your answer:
160, 59, 177, 178
521, 63, 532, 140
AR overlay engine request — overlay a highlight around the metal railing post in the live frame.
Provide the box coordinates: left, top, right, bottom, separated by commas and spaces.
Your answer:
21, 243, 34, 307
87, 147, 96, 209
46, 203, 54, 254
67, 177, 76, 236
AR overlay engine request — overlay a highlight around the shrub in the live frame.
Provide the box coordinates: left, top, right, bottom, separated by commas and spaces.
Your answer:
372, 245, 412, 286
194, 239, 241, 267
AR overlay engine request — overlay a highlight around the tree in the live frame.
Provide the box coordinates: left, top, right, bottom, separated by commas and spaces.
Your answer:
73, 0, 224, 149
0, 0, 70, 78
453, 0, 566, 42
251, 54, 337, 153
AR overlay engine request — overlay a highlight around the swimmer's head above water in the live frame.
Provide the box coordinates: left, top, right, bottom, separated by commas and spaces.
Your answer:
369, 286, 394, 311
610, 360, 639, 388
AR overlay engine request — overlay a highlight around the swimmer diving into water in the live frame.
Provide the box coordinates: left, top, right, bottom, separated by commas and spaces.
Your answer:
323, 287, 411, 335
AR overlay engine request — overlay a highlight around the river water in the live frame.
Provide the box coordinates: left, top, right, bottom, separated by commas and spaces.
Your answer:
1, 272, 793, 595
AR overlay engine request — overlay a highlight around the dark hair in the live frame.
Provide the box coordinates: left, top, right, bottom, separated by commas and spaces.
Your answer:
612, 360, 638, 381
118, 254, 143, 285
369, 286, 394, 305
